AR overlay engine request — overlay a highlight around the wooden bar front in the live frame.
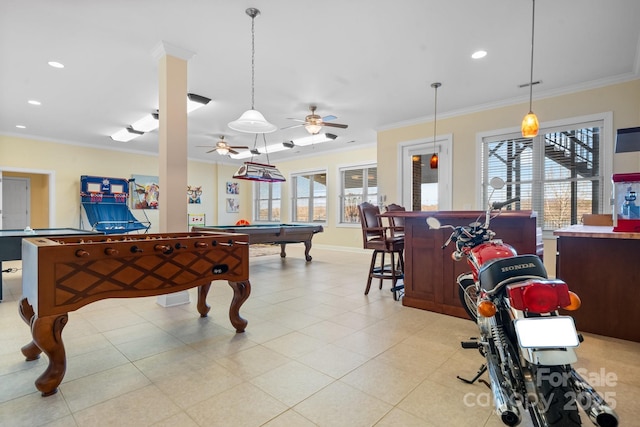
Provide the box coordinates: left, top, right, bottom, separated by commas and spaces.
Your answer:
554, 225, 640, 342
382, 211, 540, 318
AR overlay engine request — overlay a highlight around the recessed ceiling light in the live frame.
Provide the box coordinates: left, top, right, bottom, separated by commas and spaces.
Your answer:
48, 61, 64, 68
28, 100, 42, 106
471, 50, 487, 59
16, 125, 26, 129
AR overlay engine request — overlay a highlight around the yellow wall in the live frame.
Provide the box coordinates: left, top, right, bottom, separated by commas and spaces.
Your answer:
0, 135, 218, 232
377, 79, 640, 276
378, 79, 640, 207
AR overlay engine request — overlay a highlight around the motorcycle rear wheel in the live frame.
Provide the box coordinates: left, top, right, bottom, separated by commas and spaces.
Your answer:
458, 279, 479, 321
531, 366, 582, 426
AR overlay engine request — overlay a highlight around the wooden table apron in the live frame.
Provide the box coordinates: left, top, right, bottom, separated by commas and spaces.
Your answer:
192, 224, 323, 262
19, 232, 251, 396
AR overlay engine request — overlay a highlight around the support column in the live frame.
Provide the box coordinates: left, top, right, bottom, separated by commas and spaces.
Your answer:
153, 42, 194, 307
153, 42, 193, 233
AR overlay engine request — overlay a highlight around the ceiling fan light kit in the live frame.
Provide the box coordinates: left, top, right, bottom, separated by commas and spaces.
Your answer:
521, 0, 539, 138
228, 8, 276, 134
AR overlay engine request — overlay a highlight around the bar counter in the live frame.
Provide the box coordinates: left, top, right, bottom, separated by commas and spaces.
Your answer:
381, 210, 540, 317
554, 225, 640, 342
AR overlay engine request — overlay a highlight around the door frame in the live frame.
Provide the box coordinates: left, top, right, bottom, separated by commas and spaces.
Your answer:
0, 167, 56, 228
398, 134, 453, 211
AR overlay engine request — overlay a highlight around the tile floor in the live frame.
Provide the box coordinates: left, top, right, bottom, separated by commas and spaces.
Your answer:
0, 245, 638, 426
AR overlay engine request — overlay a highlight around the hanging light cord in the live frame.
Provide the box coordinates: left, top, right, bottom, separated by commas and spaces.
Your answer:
528, 0, 536, 113
433, 85, 438, 146
250, 12, 256, 110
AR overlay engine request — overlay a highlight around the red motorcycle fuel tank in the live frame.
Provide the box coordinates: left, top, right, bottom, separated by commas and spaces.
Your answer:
468, 241, 517, 279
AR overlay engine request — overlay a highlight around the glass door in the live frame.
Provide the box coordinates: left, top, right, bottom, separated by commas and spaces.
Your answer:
401, 139, 451, 211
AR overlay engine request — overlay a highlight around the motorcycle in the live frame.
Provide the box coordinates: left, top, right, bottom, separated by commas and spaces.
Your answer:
426, 178, 618, 427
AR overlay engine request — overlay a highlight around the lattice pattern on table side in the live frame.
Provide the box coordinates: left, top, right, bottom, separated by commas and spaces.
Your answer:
52, 246, 247, 307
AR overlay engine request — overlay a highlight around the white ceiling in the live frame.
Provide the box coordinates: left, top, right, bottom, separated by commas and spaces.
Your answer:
1, 0, 639, 164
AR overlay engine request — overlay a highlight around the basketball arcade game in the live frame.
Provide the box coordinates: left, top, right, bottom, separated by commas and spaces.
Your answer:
80, 175, 151, 234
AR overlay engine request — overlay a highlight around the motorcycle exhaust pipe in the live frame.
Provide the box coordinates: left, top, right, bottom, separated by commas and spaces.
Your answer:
568, 369, 618, 427
486, 356, 521, 426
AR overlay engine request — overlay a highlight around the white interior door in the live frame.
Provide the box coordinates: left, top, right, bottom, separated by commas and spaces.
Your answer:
1, 177, 30, 229
400, 136, 452, 211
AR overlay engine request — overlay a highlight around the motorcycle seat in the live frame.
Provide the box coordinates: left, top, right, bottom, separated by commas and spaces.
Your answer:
478, 254, 547, 292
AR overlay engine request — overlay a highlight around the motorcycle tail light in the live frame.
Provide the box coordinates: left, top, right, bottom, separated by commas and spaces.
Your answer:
563, 291, 581, 311
478, 299, 497, 317
507, 279, 571, 313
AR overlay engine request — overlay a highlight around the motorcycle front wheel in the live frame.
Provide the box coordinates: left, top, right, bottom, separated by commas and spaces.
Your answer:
458, 279, 479, 321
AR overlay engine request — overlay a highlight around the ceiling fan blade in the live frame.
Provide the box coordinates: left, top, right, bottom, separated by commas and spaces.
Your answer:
323, 122, 348, 129
228, 149, 239, 155
286, 118, 306, 123
197, 145, 215, 148
206, 148, 217, 153
281, 123, 304, 130
322, 115, 337, 122
229, 145, 249, 150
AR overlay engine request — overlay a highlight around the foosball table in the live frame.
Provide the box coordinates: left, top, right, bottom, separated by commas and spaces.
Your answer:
19, 231, 250, 396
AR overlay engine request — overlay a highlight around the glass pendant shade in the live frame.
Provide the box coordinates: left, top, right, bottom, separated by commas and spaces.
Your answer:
305, 123, 322, 135
228, 109, 277, 134
521, 112, 539, 138
430, 153, 439, 169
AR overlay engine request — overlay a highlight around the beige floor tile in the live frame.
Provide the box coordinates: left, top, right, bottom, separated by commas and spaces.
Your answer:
72, 385, 181, 427
262, 331, 327, 358
63, 345, 130, 382
297, 343, 370, 378
340, 358, 424, 405
215, 344, 291, 380
250, 360, 333, 406
186, 382, 288, 426
397, 379, 493, 427
375, 407, 438, 427
261, 409, 317, 427
151, 412, 199, 427
61, 364, 151, 412
299, 320, 358, 343
294, 381, 392, 427
0, 390, 70, 426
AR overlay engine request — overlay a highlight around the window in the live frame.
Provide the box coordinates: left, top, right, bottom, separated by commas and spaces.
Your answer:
340, 165, 377, 224
292, 171, 327, 223
482, 119, 605, 232
254, 181, 281, 222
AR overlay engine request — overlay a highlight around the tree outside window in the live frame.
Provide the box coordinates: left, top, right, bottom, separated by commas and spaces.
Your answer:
254, 181, 281, 222
292, 172, 327, 223
340, 165, 377, 224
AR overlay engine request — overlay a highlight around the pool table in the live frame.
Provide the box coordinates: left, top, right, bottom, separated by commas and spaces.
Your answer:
192, 224, 323, 261
0, 228, 102, 301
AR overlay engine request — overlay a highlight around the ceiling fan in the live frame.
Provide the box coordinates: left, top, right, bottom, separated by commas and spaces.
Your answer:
283, 105, 348, 135
197, 136, 248, 155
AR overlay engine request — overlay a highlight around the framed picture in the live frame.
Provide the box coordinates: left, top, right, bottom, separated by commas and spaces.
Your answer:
187, 185, 202, 204
226, 181, 239, 195
226, 198, 239, 213
131, 174, 160, 209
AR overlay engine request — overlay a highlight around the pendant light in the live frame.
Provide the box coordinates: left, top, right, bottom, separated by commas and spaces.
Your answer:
521, 0, 539, 138
228, 8, 277, 134
430, 82, 441, 169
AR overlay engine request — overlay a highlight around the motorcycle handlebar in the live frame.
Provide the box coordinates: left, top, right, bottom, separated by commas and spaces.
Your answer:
491, 196, 520, 210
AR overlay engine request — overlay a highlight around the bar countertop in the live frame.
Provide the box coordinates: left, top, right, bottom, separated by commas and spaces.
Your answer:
554, 224, 640, 240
